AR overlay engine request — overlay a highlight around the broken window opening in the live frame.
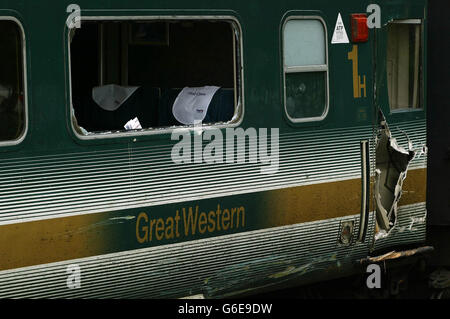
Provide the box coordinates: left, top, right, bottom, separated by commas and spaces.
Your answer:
374, 112, 415, 236
0, 19, 26, 143
69, 18, 242, 136
386, 21, 423, 111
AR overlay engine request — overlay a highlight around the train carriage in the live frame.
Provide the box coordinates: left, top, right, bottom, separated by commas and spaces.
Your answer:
0, 0, 429, 298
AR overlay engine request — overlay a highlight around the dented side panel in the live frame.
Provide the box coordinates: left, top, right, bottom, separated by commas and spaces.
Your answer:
370, 1, 427, 248
371, 118, 428, 249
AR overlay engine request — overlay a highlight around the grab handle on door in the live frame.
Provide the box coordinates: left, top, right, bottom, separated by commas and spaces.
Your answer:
357, 140, 370, 242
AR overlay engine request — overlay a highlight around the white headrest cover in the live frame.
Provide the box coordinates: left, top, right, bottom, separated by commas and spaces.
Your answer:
172, 86, 220, 125
92, 84, 139, 111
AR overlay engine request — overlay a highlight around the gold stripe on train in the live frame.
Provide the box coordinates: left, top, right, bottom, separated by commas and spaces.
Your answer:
0, 168, 426, 271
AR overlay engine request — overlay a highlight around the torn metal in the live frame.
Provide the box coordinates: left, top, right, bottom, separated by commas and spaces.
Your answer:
374, 111, 416, 236
202, 253, 341, 298
357, 245, 434, 265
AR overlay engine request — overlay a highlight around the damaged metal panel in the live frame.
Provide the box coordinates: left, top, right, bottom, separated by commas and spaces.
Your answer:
374, 115, 415, 233
373, 203, 427, 251
372, 112, 428, 247
357, 245, 433, 265
371, 1, 428, 247
0, 214, 373, 299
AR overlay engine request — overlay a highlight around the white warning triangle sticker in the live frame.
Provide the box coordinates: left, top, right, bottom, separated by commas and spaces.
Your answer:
331, 13, 349, 44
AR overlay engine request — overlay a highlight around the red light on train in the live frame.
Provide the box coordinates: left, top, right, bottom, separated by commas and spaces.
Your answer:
351, 14, 369, 42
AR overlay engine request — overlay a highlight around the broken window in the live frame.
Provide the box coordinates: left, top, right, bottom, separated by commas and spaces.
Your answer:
0, 19, 26, 143
283, 18, 328, 121
386, 21, 423, 110
69, 18, 242, 136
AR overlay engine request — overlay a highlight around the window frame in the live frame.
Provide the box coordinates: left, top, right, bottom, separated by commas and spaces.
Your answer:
281, 15, 329, 123
0, 16, 28, 147
67, 15, 244, 141
386, 19, 424, 113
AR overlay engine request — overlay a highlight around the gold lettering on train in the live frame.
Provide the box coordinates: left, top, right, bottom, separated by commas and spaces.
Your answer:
136, 204, 246, 243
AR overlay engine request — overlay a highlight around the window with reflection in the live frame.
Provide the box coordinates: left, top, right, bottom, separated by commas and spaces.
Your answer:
283, 18, 328, 121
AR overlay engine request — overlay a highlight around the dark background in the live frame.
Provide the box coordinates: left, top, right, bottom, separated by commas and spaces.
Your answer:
426, 0, 450, 226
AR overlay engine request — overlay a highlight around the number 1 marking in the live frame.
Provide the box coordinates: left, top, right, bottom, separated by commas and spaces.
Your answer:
348, 45, 367, 98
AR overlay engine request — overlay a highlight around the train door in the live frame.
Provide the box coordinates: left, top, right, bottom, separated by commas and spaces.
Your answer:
279, 10, 376, 261
371, 2, 428, 250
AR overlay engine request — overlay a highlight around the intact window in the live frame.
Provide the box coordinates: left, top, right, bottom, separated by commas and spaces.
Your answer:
0, 19, 26, 143
69, 18, 242, 136
283, 18, 328, 122
386, 21, 423, 110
